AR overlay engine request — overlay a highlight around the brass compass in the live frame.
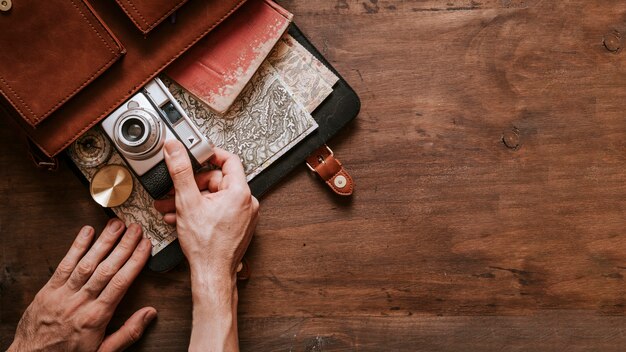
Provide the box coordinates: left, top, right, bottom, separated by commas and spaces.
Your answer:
90, 165, 133, 208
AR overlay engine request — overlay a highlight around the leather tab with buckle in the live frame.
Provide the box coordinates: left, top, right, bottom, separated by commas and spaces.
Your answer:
306, 144, 354, 196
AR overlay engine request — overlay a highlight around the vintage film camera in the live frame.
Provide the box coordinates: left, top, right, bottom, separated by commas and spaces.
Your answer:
100, 78, 214, 199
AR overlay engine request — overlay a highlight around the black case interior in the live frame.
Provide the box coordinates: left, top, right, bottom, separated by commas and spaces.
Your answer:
66, 24, 361, 272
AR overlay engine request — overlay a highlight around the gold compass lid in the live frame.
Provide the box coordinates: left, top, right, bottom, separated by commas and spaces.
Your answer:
90, 165, 133, 208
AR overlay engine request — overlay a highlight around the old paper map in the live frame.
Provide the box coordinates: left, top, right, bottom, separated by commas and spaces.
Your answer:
268, 34, 339, 112
163, 61, 318, 181
280, 34, 339, 87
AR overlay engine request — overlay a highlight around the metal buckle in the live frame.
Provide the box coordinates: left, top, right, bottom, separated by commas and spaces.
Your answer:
306, 145, 334, 172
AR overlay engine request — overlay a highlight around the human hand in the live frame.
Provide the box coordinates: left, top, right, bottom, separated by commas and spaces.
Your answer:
155, 141, 258, 351
154, 141, 259, 280
9, 220, 156, 352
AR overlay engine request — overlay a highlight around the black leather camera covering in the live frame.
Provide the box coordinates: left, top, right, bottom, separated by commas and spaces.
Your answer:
137, 128, 202, 200
139, 160, 173, 199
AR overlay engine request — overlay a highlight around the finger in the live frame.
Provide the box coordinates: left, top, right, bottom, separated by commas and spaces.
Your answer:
153, 198, 175, 214
154, 189, 212, 215
242, 207, 259, 254
194, 169, 223, 193
98, 238, 151, 307
98, 307, 157, 352
49, 226, 94, 288
82, 224, 143, 296
163, 140, 202, 207
163, 213, 176, 225
66, 219, 126, 291
209, 148, 246, 189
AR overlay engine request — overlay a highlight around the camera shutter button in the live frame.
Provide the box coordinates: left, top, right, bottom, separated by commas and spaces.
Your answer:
0, 0, 12, 12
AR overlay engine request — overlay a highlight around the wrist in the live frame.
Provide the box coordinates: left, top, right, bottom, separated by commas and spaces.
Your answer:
190, 260, 234, 282
188, 274, 239, 352
190, 264, 236, 304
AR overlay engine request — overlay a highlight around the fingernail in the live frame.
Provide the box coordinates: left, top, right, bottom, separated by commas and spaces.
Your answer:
81, 226, 93, 238
144, 309, 157, 324
128, 223, 143, 237
165, 140, 183, 157
140, 238, 152, 251
108, 219, 123, 232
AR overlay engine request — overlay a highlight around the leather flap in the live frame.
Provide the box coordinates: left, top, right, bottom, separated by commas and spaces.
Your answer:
4, 0, 247, 157
0, 0, 124, 127
115, 0, 189, 34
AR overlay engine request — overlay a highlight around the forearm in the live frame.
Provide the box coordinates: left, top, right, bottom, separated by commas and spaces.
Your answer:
189, 268, 239, 352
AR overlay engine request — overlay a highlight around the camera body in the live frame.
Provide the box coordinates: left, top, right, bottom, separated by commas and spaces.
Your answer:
101, 78, 213, 199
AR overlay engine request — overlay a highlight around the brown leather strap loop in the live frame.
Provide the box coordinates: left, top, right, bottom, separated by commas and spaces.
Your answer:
26, 139, 59, 171
306, 144, 354, 196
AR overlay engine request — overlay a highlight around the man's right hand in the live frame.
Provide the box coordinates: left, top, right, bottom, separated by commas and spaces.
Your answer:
154, 140, 259, 278
154, 140, 259, 351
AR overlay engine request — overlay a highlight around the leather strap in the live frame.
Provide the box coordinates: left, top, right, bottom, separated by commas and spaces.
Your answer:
26, 139, 58, 171
2, 102, 59, 171
306, 145, 354, 196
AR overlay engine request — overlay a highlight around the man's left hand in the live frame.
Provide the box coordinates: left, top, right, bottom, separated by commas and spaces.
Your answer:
8, 219, 156, 352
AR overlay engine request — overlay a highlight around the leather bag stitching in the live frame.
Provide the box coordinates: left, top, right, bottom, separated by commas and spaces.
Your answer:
116, 0, 188, 34
117, 0, 149, 28
0, 0, 121, 126
38, 0, 247, 156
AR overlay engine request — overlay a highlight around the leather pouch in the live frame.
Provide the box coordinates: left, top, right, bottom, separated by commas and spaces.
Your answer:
0, 0, 247, 157
0, 0, 124, 127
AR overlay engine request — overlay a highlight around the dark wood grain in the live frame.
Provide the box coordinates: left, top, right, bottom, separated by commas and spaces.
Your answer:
3, 0, 626, 350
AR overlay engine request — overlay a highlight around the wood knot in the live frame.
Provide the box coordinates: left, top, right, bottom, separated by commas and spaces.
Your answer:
502, 128, 520, 150
604, 31, 621, 53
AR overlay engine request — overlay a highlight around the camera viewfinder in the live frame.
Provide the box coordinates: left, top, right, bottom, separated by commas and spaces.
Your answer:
161, 102, 182, 125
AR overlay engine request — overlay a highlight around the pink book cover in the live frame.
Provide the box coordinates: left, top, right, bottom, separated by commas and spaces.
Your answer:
165, 0, 293, 114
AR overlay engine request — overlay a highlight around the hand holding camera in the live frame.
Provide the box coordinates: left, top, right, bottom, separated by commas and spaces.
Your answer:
155, 141, 259, 349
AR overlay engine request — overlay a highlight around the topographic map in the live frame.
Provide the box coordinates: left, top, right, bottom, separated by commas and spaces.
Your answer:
162, 60, 318, 180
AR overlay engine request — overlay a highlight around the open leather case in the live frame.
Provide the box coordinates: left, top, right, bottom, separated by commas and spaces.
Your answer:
0, 0, 249, 155
0, 0, 360, 272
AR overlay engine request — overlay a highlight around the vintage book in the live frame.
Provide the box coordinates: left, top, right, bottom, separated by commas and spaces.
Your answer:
165, 0, 293, 114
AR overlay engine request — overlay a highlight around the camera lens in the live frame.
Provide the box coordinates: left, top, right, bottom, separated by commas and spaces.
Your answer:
121, 118, 145, 142
113, 109, 164, 160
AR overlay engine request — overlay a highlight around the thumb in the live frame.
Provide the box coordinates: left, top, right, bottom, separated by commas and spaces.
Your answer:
98, 307, 157, 352
163, 140, 201, 205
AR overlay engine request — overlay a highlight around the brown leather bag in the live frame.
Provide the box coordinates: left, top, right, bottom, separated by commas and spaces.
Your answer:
0, 0, 246, 158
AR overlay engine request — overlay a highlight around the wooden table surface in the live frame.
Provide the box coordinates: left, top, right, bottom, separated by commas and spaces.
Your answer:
3, 0, 626, 350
